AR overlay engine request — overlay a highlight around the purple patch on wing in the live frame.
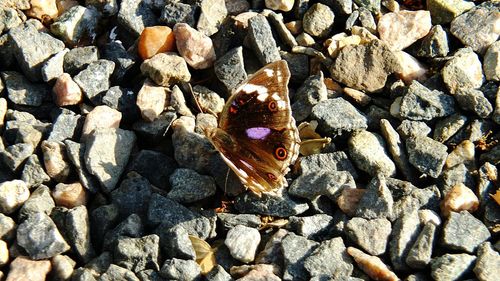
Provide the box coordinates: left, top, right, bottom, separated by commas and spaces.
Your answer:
246, 127, 271, 140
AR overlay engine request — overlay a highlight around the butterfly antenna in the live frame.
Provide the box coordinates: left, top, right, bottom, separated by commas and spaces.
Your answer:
224, 167, 230, 195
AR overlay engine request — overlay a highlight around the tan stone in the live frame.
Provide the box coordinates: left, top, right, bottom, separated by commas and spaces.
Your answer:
136, 79, 167, 122
41, 141, 71, 183
81, 105, 122, 140
138, 26, 176, 60
6, 256, 51, 281
174, 23, 216, 69
347, 247, 398, 281
52, 182, 87, 208
53, 73, 83, 106
337, 188, 365, 217
441, 183, 479, 217
26, 0, 58, 21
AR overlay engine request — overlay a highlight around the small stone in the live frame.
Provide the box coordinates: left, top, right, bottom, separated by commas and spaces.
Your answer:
445, 140, 475, 169
100, 264, 139, 281
86, 0, 118, 16
100, 41, 136, 83
0, 180, 29, 214
442, 48, 484, 95
389, 211, 421, 271
154, 224, 195, 260
136, 270, 164, 281
192, 86, 225, 114
431, 253, 476, 281
136, 79, 167, 122
160, 2, 196, 27
330, 40, 400, 92
292, 73, 328, 122
64, 140, 100, 193
115, 235, 160, 272
303, 3, 334, 38
0, 240, 8, 266
289, 170, 355, 201
0, 143, 34, 172
138, 26, 176, 60
74, 60, 115, 100
474, 242, 500, 281
406, 136, 448, 178
41, 140, 71, 183
160, 258, 201, 280
405, 222, 438, 269
0, 98, 6, 127
224, 225, 260, 263
380, 119, 416, 181
41, 48, 68, 82
117, 0, 157, 37
48, 109, 83, 142
50, 5, 99, 46
348, 130, 396, 177
84, 128, 136, 193
450, 2, 500, 54
9, 23, 65, 81
52, 73, 83, 106
197, 0, 227, 36
81, 105, 122, 140
442, 211, 490, 253
63, 46, 99, 75
265, 0, 294, 12
347, 247, 398, 281
0, 213, 15, 241
281, 232, 319, 281
246, 15, 281, 65
337, 188, 365, 217
18, 185, 55, 221
101, 86, 139, 123
6, 256, 51, 281
287, 214, 335, 240
1, 71, 48, 106
20, 155, 51, 188
127, 150, 177, 190
214, 47, 247, 94
433, 114, 467, 143
51, 255, 76, 281
345, 217, 392, 256
0, 7, 24, 34
206, 265, 232, 281
484, 41, 500, 81
378, 10, 432, 51
394, 51, 428, 83
140, 52, 191, 86
234, 188, 309, 217
455, 88, 493, 118
303, 237, 353, 279
65, 206, 95, 262
174, 23, 216, 70
17, 212, 70, 259
168, 168, 216, 204
103, 213, 144, 250
52, 182, 87, 208
354, 175, 394, 220
311, 98, 367, 136
417, 25, 449, 58
394, 80, 455, 121
427, 0, 474, 25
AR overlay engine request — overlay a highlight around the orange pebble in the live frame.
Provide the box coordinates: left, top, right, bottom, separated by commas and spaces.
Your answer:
138, 26, 176, 60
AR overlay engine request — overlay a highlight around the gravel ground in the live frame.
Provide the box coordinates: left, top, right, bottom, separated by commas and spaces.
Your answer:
0, 0, 499, 280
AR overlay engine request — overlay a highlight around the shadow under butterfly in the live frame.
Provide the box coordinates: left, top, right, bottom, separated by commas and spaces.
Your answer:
203, 60, 301, 195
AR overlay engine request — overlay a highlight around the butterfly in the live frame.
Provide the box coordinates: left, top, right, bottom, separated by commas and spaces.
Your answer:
204, 60, 300, 195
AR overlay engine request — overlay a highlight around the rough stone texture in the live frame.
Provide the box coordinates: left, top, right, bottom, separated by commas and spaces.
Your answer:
427, 0, 475, 25
197, 0, 227, 36
114, 234, 160, 273
160, 2, 197, 27
140, 52, 191, 86
0, 179, 30, 214
311, 98, 368, 136
345, 217, 391, 256
417, 25, 449, 58
214, 46, 247, 94
99, 264, 139, 281
355, 175, 394, 220
330, 40, 400, 92
160, 258, 202, 280
117, 0, 157, 36
168, 168, 216, 203
441, 211, 491, 253
65, 206, 95, 263
1, 71, 48, 106
224, 225, 261, 263
74, 60, 115, 101
431, 253, 476, 281
281, 232, 319, 281
234, 188, 309, 217
378, 10, 432, 51
289, 170, 355, 201
442, 48, 485, 94
50, 5, 100, 46
389, 211, 421, 271
348, 130, 396, 177
406, 222, 438, 269
48, 109, 83, 142
20, 154, 50, 188
483, 40, 500, 81
406, 135, 448, 178
64, 140, 100, 193
474, 242, 500, 281
292, 73, 328, 122
287, 214, 335, 240
247, 15, 281, 64
173, 23, 216, 70
18, 185, 54, 221
5, 256, 52, 281
302, 3, 334, 38
303, 237, 353, 279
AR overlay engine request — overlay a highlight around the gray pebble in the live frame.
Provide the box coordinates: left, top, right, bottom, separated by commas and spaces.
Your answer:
100, 41, 136, 83
0, 213, 16, 241
154, 224, 195, 260
455, 88, 493, 118
65, 206, 95, 263
132, 111, 177, 144
90, 204, 119, 250
292, 73, 328, 122
114, 234, 160, 272
117, 0, 157, 36
433, 114, 467, 143
303, 237, 353, 279
74, 59, 115, 101
217, 213, 261, 230
127, 150, 177, 190
110, 175, 152, 218
136, 269, 167, 281
20, 154, 50, 188
235, 188, 309, 217
355, 175, 394, 220
102, 86, 139, 123
41, 48, 68, 82
417, 25, 449, 58
160, 258, 201, 281
289, 170, 355, 201
345, 217, 391, 256
442, 211, 491, 254
64, 140, 100, 193
206, 265, 233, 281
311, 98, 368, 136
281, 232, 319, 281
430, 253, 476, 281
473, 242, 500, 281
63, 46, 99, 75
299, 151, 358, 179
99, 264, 139, 281
303, 3, 335, 38
103, 214, 143, 251
389, 210, 421, 271
406, 222, 438, 269
50, 5, 100, 46
214, 47, 247, 94
18, 185, 54, 221
48, 108, 83, 142
348, 130, 396, 177
0, 143, 34, 172
1, 71, 48, 106
225, 225, 261, 263
406, 135, 448, 178
441, 48, 484, 94
397, 120, 432, 139
71, 268, 97, 281
160, 2, 197, 27
287, 214, 335, 240
247, 15, 281, 65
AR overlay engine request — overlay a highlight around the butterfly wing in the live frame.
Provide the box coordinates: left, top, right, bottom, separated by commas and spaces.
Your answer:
205, 60, 300, 194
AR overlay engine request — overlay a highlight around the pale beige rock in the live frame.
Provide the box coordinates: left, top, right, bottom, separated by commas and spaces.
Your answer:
394, 51, 428, 83
174, 23, 216, 70
26, 0, 59, 21
285, 20, 302, 35
344, 87, 371, 106
0, 98, 7, 128
137, 79, 167, 122
6, 256, 51, 281
51, 255, 76, 281
326, 33, 362, 58
265, 0, 294, 12
0, 240, 8, 266
347, 247, 398, 281
483, 41, 500, 81
442, 48, 484, 94
0, 180, 29, 214
41, 141, 71, 183
446, 140, 475, 169
81, 105, 122, 140
418, 209, 442, 226
337, 188, 366, 217
233, 12, 258, 29
297, 32, 315, 47
52, 73, 83, 106
378, 10, 432, 51
140, 52, 191, 86
441, 183, 479, 217
231, 264, 281, 280
52, 182, 87, 208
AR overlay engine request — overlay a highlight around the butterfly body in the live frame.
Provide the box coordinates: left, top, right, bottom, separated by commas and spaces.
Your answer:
205, 60, 300, 194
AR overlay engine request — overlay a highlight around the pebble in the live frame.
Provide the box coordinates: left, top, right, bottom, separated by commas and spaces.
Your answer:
0, 240, 7, 266
378, 10, 432, 51
86, 0, 118, 16
347, 247, 398, 281
20, 155, 50, 188
50, 5, 99, 46
17, 212, 70, 259
192, 86, 225, 114
0, 180, 29, 214
52, 73, 83, 106
160, 258, 202, 280
81, 105, 122, 140
84, 128, 136, 193
311, 98, 367, 136
114, 234, 160, 272
155, 224, 195, 260
206, 265, 232, 281
380, 119, 416, 181
441, 211, 490, 253
51, 255, 76, 281
289, 170, 355, 201
63, 46, 99, 75
136, 79, 167, 122
417, 25, 449, 58
0, 143, 34, 172
160, 2, 196, 27
64, 140, 100, 193
247, 14, 281, 65
0, 98, 6, 127
330, 40, 400, 92
117, 0, 157, 37
18, 185, 54, 221
174, 23, 216, 70
303, 237, 353, 279
292, 73, 328, 122
126, 150, 177, 190
355, 175, 394, 220
484, 41, 500, 81
0, 213, 15, 241
103, 213, 143, 250
1, 71, 48, 107
406, 222, 438, 269
281, 232, 319, 280
41, 48, 68, 82
74, 59, 115, 101
427, 0, 474, 25
394, 51, 428, 83
224, 225, 260, 263
140, 52, 191, 86
214, 47, 247, 94
348, 130, 396, 177
5, 256, 51, 281
302, 3, 334, 38
100, 264, 139, 281
65, 206, 95, 262
433, 114, 467, 143
197, 0, 227, 36
168, 168, 216, 203
41, 140, 72, 182
138, 26, 175, 60
442, 48, 484, 94
406, 135, 448, 178
445, 140, 475, 169
287, 214, 335, 240
265, 0, 294, 12
389, 211, 421, 271
52, 182, 87, 208
474, 242, 500, 281
430, 253, 476, 281
100, 41, 136, 83
450, 2, 500, 54
234, 188, 309, 217
345, 217, 392, 256
337, 188, 365, 217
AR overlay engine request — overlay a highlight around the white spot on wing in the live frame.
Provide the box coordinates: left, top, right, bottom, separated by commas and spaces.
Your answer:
264, 69, 274, 76
257, 93, 268, 101
271, 93, 281, 100
241, 83, 267, 95
277, 100, 286, 108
